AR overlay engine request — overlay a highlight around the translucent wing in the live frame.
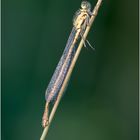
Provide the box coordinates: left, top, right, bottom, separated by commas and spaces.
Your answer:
45, 28, 77, 102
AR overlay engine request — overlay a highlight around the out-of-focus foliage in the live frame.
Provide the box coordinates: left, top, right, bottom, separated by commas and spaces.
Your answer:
2, 0, 138, 140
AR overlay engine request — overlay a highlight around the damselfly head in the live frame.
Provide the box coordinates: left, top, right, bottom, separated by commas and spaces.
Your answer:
81, 1, 91, 11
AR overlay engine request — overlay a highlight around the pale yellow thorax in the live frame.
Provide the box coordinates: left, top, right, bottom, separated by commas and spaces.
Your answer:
73, 10, 88, 30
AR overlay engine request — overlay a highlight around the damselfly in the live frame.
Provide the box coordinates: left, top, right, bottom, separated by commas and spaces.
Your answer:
42, 1, 93, 127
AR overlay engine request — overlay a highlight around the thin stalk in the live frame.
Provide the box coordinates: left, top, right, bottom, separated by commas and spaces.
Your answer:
40, 0, 102, 139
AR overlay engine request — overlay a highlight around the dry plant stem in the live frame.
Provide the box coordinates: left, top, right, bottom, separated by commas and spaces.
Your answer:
40, 0, 102, 139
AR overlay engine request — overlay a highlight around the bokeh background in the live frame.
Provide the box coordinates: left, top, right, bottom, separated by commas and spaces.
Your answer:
2, 0, 138, 140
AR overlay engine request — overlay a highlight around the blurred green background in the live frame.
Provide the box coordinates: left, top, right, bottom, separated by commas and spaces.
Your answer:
2, 0, 138, 140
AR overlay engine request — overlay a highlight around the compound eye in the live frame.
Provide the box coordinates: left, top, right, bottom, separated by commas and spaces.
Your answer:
81, 1, 91, 10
